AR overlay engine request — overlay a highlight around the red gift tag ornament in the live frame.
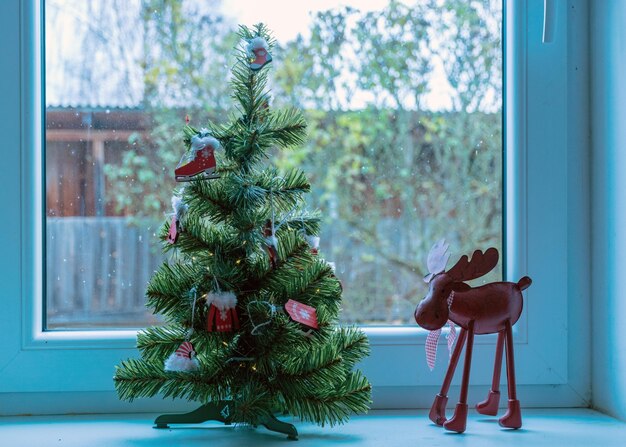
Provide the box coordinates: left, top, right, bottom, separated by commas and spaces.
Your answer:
285, 299, 318, 329
206, 291, 240, 332
164, 341, 200, 372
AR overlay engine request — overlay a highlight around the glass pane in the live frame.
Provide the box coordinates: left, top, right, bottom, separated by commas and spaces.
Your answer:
45, 0, 502, 329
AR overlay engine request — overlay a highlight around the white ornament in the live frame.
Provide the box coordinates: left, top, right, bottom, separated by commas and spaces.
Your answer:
305, 235, 320, 250
246, 37, 269, 57
164, 353, 200, 372
206, 291, 238, 313
264, 235, 279, 248
171, 195, 188, 220
191, 129, 220, 153
164, 341, 200, 372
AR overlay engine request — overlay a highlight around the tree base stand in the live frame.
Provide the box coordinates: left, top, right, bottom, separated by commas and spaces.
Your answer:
154, 401, 299, 440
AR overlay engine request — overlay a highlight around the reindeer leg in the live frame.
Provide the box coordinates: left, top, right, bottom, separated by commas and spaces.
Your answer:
444, 321, 475, 433
429, 328, 467, 426
499, 320, 522, 429
476, 330, 504, 416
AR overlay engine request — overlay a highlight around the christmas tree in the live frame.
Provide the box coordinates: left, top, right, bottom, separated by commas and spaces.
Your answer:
114, 24, 371, 439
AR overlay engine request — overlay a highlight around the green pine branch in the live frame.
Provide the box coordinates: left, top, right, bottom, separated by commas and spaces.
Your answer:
281, 371, 372, 427
262, 255, 341, 309
327, 327, 371, 370
237, 23, 276, 48
145, 258, 246, 323
160, 214, 240, 258
136, 325, 187, 362
135, 325, 236, 367
224, 167, 310, 212
264, 108, 308, 149
114, 358, 226, 403
276, 328, 369, 386
145, 262, 204, 318
229, 382, 276, 425
231, 64, 270, 122
184, 179, 235, 225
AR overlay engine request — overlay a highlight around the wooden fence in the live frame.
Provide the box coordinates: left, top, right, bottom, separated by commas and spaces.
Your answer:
45, 216, 426, 328
46, 217, 164, 328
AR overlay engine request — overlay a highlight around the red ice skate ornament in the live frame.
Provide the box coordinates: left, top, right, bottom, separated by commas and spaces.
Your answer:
247, 37, 272, 71
414, 240, 532, 433
175, 129, 220, 182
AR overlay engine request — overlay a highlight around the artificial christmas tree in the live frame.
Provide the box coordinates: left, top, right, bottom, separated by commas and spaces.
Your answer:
114, 24, 371, 439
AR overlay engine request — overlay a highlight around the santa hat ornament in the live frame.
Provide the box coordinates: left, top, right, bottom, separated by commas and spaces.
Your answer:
247, 37, 272, 71
206, 291, 240, 332
164, 341, 200, 372
164, 287, 201, 372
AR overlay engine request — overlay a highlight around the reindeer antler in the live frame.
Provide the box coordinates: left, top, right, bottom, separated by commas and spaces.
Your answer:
424, 239, 451, 283
447, 247, 499, 282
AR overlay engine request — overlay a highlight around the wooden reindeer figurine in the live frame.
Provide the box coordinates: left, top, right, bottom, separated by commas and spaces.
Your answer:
414, 240, 532, 433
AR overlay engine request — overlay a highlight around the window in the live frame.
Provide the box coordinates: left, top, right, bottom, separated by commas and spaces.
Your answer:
45, 0, 502, 330
0, 0, 588, 413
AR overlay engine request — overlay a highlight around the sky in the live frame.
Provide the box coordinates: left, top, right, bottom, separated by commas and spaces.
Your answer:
220, 0, 408, 43
45, 0, 500, 111
218, 0, 458, 110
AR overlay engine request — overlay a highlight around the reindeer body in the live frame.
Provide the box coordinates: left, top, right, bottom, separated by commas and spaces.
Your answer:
448, 281, 525, 335
414, 241, 532, 434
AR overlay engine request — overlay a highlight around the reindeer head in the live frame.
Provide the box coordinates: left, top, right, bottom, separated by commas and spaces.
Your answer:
414, 240, 499, 330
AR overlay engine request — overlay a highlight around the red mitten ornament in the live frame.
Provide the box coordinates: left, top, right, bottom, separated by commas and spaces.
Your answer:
164, 341, 200, 372
167, 195, 187, 244
247, 37, 272, 71
167, 215, 179, 244
206, 291, 240, 332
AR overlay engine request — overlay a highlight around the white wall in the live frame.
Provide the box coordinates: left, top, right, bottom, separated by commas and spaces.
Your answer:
591, 0, 626, 421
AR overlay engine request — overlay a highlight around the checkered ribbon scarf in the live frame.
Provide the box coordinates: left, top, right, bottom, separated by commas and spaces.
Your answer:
425, 292, 457, 371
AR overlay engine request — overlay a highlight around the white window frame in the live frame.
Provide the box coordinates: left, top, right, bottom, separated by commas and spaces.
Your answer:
0, 0, 590, 414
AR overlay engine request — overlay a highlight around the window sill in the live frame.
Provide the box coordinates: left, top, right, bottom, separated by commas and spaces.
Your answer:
1, 409, 623, 446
